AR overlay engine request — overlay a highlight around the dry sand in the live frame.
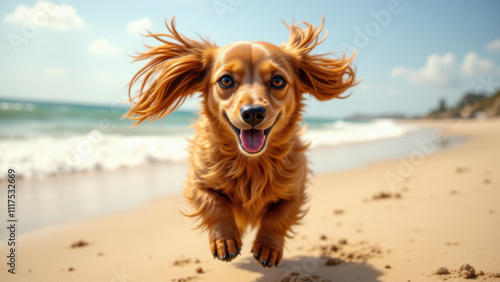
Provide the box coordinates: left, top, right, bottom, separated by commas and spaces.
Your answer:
1, 119, 499, 281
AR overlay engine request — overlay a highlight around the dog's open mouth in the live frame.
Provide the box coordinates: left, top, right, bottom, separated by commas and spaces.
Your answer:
223, 112, 281, 154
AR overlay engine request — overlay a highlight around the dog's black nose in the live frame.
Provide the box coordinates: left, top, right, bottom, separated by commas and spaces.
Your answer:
240, 104, 266, 126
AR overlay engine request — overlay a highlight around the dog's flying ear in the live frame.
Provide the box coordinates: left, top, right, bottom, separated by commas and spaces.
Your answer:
125, 17, 216, 125
282, 17, 358, 101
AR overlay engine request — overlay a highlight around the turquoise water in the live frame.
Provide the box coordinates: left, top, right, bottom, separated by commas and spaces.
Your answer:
0, 99, 197, 138
0, 98, 412, 180
0, 98, 345, 138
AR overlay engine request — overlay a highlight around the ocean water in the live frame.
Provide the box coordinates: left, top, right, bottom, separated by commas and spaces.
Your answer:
0, 99, 418, 180
0, 99, 467, 232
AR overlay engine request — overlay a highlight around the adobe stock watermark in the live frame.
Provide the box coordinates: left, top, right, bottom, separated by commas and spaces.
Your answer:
7, 0, 71, 53
474, 74, 500, 95
212, 0, 245, 21
279, 257, 320, 280
339, 0, 409, 55
50, 118, 116, 181
384, 73, 499, 191
384, 128, 446, 191
48, 92, 133, 181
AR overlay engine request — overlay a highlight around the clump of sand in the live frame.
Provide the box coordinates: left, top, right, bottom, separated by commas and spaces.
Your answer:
459, 264, 476, 278
456, 167, 469, 173
333, 209, 345, 215
325, 258, 341, 266
172, 257, 201, 267
434, 267, 450, 275
432, 263, 500, 280
371, 191, 402, 200
70, 240, 89, 248
280, 272, 330, 282
308, 237, 385, 265
170, 276, 197, 282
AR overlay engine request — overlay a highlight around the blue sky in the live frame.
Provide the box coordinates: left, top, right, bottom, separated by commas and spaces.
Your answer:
1, 0, 499, 118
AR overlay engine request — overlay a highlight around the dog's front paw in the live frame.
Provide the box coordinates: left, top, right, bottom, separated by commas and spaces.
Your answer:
209, 231, 242, 262
251, 241, 283, 268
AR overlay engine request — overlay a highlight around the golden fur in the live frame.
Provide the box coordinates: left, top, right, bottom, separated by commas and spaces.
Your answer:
125, 17, 357, 267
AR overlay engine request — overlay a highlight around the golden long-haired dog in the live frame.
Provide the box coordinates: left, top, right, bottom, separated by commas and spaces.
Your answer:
125, 17, 357, 268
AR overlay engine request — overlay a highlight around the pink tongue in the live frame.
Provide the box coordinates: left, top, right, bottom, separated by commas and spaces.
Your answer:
240, 129, 265, 153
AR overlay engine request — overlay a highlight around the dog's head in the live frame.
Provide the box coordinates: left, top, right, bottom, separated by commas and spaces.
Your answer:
126, 18, 357, 156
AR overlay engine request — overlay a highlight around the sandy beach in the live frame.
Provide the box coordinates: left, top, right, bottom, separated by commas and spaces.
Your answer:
1, 118, 500, 282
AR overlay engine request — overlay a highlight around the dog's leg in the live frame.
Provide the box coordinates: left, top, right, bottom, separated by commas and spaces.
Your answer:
252, 195, 306, 268
185, 188, 242, 262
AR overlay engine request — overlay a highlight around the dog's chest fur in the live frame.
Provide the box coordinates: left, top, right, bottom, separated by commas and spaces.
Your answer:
187, 116, 308, 226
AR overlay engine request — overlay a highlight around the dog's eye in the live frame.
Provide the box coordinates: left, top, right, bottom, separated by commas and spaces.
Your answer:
218, 76, 235, 88
271, 77, 286, 89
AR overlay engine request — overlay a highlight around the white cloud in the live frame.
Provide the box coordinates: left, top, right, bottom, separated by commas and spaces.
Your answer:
88, 39, 123, 55
391, 53, 457, 86
126, 18, 153, 36
461, 52, 498, 75
44, 66, 65, 77
4, 1, 83, 30
485, 39, 500, 51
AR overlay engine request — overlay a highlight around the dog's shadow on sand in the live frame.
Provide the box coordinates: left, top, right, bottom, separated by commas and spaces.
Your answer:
233, 256, 383, 281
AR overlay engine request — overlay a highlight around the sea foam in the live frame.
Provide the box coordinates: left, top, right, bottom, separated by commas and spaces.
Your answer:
0, 118, 416, 180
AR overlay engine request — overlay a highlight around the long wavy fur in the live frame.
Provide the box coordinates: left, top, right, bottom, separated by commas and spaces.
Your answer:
124, 17, 217, 125
125, 17, 357, 265
283, 17, 359, 100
